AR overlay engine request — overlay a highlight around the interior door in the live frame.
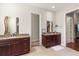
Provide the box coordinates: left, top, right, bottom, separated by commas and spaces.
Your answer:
31, 13, 39, 42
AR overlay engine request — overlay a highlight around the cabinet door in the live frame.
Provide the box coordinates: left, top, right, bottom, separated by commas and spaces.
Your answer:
42, 36, 47, 47
11, 38, 30, 56
42, 35, 55, 48
46, 36, 53, 46
51, 35, 56, 46
0, 44, 11, 56
55, 35, 61, 45
11, 39, 21, 56
20, 38, 30, 54
46, 35, 55, 47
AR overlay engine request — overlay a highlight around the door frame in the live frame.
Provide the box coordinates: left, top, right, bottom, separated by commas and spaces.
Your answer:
65, 10, 76, 46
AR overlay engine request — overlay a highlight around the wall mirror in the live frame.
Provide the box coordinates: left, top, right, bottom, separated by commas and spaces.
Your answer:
4, 16, 19, 35
47, 21, 53, 33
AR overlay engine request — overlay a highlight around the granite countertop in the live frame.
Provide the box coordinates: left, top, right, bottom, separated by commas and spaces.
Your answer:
0, 34, 30, 40
42, 32, 61, 36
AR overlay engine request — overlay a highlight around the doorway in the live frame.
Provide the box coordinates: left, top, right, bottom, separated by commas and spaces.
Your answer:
31, 13, 40, 47
66, 12, 74, 44
66, 10, 79, 51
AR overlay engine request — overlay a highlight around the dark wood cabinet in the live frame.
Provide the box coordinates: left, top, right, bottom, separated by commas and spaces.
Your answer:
42, 33, 61, 48
0, 37, 30, 56
0, 44, 11, 56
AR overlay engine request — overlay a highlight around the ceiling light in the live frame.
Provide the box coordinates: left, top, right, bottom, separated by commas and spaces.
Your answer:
52, 6, 55, 8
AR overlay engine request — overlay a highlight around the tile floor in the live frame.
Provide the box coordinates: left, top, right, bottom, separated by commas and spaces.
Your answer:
21, 46, 79, 56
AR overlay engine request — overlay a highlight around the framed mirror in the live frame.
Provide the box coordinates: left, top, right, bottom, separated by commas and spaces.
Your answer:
47, 21, 53, 32
4, 16, 19, 35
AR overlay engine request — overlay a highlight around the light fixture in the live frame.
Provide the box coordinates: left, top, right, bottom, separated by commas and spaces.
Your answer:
52, 6, 55, 8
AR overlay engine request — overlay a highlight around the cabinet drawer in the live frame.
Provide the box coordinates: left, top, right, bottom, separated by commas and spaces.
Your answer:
0, 44, 11, 56
0, 40, 10, 45
10, 39, 20, 44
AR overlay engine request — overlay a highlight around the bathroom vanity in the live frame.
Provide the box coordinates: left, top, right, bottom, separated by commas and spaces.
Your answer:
0, 34, 30, 56
42, 32, 61, 48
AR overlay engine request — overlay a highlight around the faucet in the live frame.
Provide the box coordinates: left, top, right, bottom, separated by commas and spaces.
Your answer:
11, 32, 17, 36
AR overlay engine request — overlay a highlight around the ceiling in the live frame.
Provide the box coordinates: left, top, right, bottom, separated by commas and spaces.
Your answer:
25, 3, 79, 11
0, 3, 79, 12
